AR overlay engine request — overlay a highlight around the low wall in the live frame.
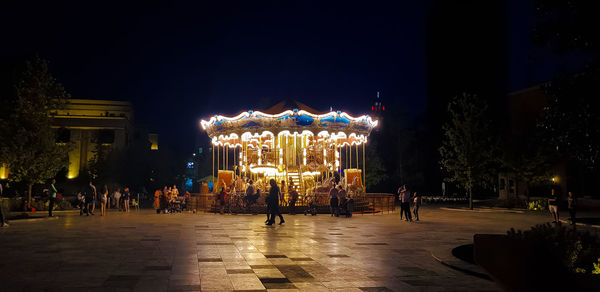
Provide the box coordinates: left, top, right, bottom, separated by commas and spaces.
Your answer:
187, 193, 216, 211
365, 193, 395, 213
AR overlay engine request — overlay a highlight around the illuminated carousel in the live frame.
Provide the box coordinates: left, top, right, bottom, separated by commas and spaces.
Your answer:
200, 101, 378, 207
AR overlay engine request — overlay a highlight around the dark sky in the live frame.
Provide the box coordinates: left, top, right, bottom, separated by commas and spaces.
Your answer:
0, 0, 576, 153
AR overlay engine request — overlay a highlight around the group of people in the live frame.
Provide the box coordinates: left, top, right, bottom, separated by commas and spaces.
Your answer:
397, 185, 421, 222
548, 188, 578, 225
153, 185, 188, 214
77, 181, 133, 216
329, 183, 352, 217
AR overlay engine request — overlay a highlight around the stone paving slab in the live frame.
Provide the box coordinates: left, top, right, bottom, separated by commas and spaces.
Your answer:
0, 207, 553, 291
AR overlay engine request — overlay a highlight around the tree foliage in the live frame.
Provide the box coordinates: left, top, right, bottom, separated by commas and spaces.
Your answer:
439, 93, 499, 209
538, 67, 600, 170
0, 57, 70, 202
533, 0, 600, 54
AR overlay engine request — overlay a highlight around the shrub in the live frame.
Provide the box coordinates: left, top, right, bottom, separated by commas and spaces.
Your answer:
593, 258, 600, 275
527, 199, 548, 212
507, 223, 600, 274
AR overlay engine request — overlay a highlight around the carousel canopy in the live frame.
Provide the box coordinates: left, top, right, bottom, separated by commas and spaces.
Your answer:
200, 101, 378, 147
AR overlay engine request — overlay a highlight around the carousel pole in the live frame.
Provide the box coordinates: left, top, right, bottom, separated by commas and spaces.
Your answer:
233, 146, 236, 176
212, 143, 215, 193
348, 144, 351, 169
355, 143, 359, 173
362, 142, 366, 191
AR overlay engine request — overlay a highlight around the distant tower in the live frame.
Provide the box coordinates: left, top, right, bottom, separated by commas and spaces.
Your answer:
371, 91, 385, 113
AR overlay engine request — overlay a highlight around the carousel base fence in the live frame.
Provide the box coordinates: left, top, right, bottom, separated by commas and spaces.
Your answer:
185, 193, 395, 215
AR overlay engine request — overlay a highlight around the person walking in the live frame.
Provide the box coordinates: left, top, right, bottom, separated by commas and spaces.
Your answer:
123, 187, 131, 212
548, 188, 559, 223
48, 178, 58, 217
100, 185, 108, 216
412, 192, 421, 221
266, 179, 284, 225
86, 181, 97, 215
567, 191, 576, 225
329, 184, 339, 217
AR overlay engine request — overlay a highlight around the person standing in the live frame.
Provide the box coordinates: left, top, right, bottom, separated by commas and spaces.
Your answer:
400, 186, 412, 222
153, 189, 161, 214
337, 185, 347, 217
280, 180, 287, 206
567, 191, 576, 225
77, 191, 86, 215
48, 178, 58, 217
86, 181, 97, 215
172, 185, 179, 198
1, 183, 8, 227
289, 185, 298, 215
548, 188, 559, 223
266, 179, 284, 225
100, 185, 108, 216
397, 185, 405, 220
123, 187, 131, 212
412, 192, 421, 221
114, 188, 122, 211
329, 184, 339, 217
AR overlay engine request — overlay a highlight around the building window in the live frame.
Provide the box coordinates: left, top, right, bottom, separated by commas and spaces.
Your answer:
56, 128, 70, 143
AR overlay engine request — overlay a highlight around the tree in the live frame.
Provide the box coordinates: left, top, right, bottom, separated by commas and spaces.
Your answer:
0, 57, 70, 203
365, 139, 387, 191
502, 145, 554, 200
439, 93, 499, 209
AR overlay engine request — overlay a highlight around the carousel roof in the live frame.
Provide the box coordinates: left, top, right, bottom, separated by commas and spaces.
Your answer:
262, 100, 326, 115
200, 101, 378, 146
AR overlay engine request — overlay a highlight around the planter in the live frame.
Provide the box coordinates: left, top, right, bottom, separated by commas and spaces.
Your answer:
474, 234, 600, 291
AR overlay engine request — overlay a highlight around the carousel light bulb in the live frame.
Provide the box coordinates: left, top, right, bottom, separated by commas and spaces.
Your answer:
303, 158, 307, 165
335, 151, 339, 158
323, 149, 327, 157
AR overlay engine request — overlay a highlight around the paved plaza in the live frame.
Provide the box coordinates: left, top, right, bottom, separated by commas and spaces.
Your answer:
0, 207, 550, 291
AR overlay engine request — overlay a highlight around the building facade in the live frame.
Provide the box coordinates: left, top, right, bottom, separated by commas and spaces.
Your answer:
51, 99, 135, 179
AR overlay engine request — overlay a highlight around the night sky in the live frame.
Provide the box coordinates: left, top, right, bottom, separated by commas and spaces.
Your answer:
1, 0, 571, 153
